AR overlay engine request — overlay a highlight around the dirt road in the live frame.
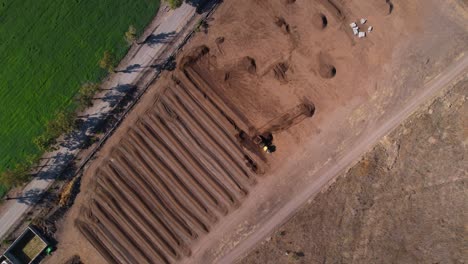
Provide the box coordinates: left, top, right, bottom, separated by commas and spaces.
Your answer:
219, 53, 468, 263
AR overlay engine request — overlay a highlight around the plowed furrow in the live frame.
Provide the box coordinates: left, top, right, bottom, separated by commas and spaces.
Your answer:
98, 168, 184, 250
106, 162, 195, 240
175, 76, 267, 166
90, 199, 157, 264
142, 115, 229, 212
90, 200, 149, 263
82, 207, 137, 264
132, 125, 227, 215
165, 89, 255, 187
154, 99, 246, 202
114, 148, 210, 235
109, 155, 197, 238
76, 219, 122, 264
95, 188, 183, 261
175, 75, 248, 154
168, 84, 258, 179
183, 67, 252, 133
96, 176, 184, 257
121, 139, 216, 226
144, 111, 238, 207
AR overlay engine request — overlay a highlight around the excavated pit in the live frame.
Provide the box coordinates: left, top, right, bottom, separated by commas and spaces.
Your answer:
318, 52, 336, 79
313, 13, 328, 29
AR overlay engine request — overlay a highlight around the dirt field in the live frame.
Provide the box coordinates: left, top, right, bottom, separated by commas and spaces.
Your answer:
48, 0, 467, 263
241, 77, 468, 264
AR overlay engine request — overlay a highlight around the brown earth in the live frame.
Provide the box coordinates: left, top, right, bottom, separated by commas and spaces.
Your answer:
241, 77, 468, 264
47, 0, 467, 263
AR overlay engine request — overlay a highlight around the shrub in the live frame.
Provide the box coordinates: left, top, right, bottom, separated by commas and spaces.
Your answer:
33, 109, 77, 152
33, 134, 56, 152
77, 83, 100, 109
125, 25, 138, 44
47, 109, 77, 136
0, 163, 31, 188
99, 51, 116, 73
167, 0, 183, 9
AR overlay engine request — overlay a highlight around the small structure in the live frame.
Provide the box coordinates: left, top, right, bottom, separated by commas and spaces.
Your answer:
360, 18, 367, 24
1, 255, 10, 264
2, 226, 49, 264
368, 26, 373, 32
349, 22, 357, 28
358, 31, 366, 38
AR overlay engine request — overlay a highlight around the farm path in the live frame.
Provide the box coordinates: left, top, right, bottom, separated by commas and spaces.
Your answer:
0, 1, 207, 240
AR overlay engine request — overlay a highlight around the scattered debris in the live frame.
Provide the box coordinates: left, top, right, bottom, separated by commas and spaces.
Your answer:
350, 19, 373, 39
277, 230, 287, 237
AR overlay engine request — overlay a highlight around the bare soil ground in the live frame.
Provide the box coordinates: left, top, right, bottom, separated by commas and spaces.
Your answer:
48, 0, 467, 263
241, 77, 468, 264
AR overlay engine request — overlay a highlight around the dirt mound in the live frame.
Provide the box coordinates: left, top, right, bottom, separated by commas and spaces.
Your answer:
273, 62, 289, 83
239, 56, 257, 75
178, 45, 210, 70
63, 255, 82, 264
274, 16, 290, 34
312, 13, 328, 29
318, 53, 336, 79
215, 36, 225, 44
317, 0, 345, 20
319, 64, 336, 79
374, 0, 394, 16
259, 103, 315, 134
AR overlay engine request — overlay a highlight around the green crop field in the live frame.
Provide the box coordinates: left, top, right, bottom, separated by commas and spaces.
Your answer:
0, 0, 160, 196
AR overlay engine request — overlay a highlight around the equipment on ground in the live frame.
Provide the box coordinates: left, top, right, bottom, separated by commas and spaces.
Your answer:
254, 133, 276, 154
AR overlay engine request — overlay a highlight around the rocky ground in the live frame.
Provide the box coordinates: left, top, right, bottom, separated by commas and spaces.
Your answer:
241, 77, 467, 264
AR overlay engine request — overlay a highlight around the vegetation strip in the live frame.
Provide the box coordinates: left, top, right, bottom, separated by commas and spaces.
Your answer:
0, 0, 160, 197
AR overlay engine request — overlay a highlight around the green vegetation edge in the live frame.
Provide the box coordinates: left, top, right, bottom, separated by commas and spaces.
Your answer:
0, 0, 160, 197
